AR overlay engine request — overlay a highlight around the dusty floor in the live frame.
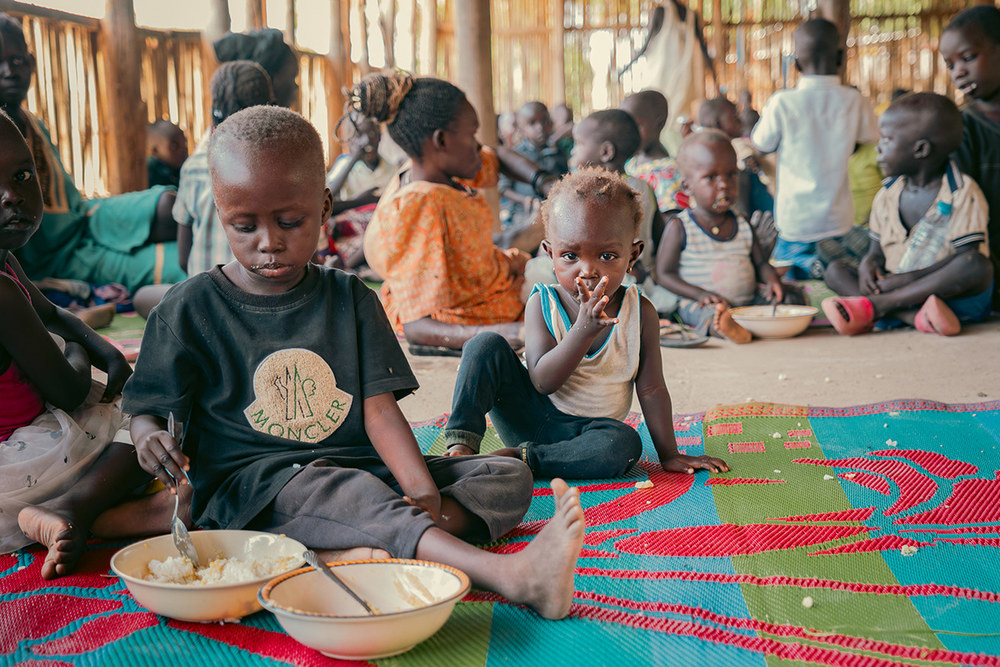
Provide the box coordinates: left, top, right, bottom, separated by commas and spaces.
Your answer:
396, 319, 1000, 422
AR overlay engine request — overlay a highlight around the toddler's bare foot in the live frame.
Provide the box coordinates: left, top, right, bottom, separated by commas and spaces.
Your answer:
314, 547, 392, 563
77, 303, 116, 329
490, 447, 523, 460
502, 478, 585, 619
710, 303, 751, 344
18, 506, 87, 580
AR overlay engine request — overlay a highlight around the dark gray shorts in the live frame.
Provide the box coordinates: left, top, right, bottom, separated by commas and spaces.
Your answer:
250, 449, 533, 558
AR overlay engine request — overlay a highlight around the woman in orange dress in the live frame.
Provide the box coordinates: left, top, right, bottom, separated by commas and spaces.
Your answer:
357, 72, 555, 353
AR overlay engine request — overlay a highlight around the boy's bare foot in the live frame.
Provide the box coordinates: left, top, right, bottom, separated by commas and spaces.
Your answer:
502, 478, 585, 619
314, 546, 392, 563
17, 506, 87, 580
710, 303, 751, 344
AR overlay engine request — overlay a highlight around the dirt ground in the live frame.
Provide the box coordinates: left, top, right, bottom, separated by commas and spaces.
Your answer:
396, 319, 1000, 421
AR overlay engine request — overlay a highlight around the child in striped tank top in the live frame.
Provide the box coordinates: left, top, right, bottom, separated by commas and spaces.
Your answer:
655, 130, 787, 343
443, 167, 729, 479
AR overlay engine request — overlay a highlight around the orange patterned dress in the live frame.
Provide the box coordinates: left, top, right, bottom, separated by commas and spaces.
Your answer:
364, 147, 525, 333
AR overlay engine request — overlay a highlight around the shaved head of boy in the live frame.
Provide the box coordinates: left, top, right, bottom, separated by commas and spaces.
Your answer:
569, 109, 641, 171
878, 92, 963, 176
517, 101, 553, 149
794, 18, 842, 75
697, 97, 742, 140
620, 90, 668, 153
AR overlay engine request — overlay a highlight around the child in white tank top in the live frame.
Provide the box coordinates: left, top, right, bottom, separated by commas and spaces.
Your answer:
443, 167, 729, 478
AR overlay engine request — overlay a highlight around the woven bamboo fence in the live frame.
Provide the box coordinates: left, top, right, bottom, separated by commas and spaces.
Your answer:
6, 0, 997, 197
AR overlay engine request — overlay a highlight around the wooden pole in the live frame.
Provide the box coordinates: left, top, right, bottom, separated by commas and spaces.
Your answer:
205, 0, 231, 45
246, 0, 265, 31
285, 0, 296, 45
101, 0, 146, 193
357, 0, 372, 75
380, 0, 396, 68
550, 0, 565, 106
419, 0, 437, 75
327, 0, 347, 148
452, 0, 499, 230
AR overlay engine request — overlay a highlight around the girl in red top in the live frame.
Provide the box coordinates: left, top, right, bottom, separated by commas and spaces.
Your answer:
0, 111, 179, 579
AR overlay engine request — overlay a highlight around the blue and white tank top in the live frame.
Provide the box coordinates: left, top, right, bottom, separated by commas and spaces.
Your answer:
533, 283, 641, 421
676, 209, 756, 306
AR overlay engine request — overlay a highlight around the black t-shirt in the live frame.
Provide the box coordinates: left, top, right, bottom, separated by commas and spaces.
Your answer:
122, 265, 418, 529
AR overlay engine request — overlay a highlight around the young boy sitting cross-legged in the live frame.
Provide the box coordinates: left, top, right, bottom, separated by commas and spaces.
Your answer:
122, 105, 586, 621
822, 92, 993, 336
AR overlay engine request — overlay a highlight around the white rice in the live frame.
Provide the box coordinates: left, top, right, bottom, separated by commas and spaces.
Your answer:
145, 554, 299, 585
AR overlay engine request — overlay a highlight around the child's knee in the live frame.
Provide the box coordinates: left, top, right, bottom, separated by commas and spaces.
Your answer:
463, 331, 514, 360
603, 423, 643, 475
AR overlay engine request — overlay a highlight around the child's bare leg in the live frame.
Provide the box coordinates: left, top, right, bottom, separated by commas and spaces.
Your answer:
91, 483, 190, 538
17, 442, 148, 579
869, 252, 992, 318
415, 479, 585, 620
823, 259, 862, 296
708, 303, 751, 344
315, 546, 392, 562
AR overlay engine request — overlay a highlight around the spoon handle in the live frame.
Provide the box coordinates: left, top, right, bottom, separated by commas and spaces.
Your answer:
303, 550, 378, 615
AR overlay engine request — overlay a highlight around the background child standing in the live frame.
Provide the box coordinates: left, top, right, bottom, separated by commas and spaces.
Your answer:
751, 18, 878, 279
445, 167, 728, 479
655, 131, 784, 344
123, 105, 586, 621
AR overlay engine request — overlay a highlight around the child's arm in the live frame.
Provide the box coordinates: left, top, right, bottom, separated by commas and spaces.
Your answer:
0, 263, 91, 411
750, 224, 784, 303
364, 391, 442, 521
654, 216, 729, 305
131, 413, 189, 492
857, 239, 887, 295
634, 297, 729, 474
525, 277, 617, 395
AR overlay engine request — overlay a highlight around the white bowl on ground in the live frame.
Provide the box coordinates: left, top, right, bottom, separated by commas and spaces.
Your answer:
259, 558, 471, 660
111, 530, 306, 622
729, 304, 819, 339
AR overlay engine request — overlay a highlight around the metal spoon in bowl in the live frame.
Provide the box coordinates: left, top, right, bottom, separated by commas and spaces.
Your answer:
167, 413, 200, 569
303, 549, 378, 616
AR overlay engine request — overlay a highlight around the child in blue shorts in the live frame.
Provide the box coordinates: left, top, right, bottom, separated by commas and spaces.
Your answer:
822, 93, 993, 336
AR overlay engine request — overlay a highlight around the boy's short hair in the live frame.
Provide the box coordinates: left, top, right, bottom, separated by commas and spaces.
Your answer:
944, 5, 1000, 43
541, 166, 642, 236
676, 129, 735, 178
885, 92, 964, 156
208, 105, 325, 185
794, 18, 841, 65
697, 97, 737, 129
621, 90, 668, 123
583, 109, 642, 162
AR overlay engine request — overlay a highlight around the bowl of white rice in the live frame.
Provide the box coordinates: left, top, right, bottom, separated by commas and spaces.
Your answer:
111, 530, 306, 622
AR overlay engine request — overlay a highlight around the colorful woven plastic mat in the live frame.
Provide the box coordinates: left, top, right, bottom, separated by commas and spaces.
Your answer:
3, 399, 1000, 666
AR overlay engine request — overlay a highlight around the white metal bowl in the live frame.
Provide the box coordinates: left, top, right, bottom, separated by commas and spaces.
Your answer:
111, 530, 306, 622
729, 304, 819, 339
259, 559, 471, 660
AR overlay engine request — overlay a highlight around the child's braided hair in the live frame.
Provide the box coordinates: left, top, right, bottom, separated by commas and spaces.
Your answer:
540, 166, 642, 236
347, 71, 467, 160
210, 60, 274, 126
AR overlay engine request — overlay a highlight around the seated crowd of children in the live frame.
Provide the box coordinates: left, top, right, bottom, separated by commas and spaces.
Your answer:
0, 7, 997, 631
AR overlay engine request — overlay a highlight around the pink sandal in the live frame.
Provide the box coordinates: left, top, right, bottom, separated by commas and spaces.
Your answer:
914, 295, 961, 336
821, 296, 876, 336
